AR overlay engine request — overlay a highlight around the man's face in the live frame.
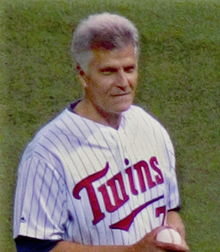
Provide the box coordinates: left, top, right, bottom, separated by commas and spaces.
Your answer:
82, 44, 138, 115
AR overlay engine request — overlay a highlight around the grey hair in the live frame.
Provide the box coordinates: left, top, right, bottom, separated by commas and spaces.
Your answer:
71, 12, 139, 71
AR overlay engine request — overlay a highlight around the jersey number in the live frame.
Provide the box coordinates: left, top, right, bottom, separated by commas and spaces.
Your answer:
156, 206, 166, 225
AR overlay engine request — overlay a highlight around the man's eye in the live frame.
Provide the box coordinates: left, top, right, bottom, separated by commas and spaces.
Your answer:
102, 71, 113, 75
100, 68, 116, 75
124, 66, 135, 73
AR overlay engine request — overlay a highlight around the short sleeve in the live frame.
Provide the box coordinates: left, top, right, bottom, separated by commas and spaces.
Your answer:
13, 154, 68, 240
162, 130, 181, 210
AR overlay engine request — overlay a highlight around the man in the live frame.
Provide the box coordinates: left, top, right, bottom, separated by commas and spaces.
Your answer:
13, 13, 189, 252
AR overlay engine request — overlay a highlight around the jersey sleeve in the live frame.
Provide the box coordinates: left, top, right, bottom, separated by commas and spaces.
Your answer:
162, 129, 181, 211
13, 154, 68, 240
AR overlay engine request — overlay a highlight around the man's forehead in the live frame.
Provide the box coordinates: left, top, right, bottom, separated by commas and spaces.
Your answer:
90, 45, 137, 66
92, 44, 135, 55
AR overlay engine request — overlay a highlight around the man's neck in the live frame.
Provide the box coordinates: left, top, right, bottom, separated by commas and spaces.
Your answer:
73, 99, 122, 130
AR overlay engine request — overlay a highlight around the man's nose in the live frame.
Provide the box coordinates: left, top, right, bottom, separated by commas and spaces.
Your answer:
116, 70, 129, 88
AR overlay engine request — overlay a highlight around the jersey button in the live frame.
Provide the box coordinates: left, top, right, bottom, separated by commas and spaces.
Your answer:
20, 217, 26, 223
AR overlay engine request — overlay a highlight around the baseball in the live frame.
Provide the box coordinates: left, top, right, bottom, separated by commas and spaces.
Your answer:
156, 227, 182, 245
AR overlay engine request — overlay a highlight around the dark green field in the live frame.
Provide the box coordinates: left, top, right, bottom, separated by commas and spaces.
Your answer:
0, 0, 219, 251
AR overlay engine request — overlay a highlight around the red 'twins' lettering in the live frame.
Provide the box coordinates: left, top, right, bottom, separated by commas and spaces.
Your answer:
73, 156, 164, 227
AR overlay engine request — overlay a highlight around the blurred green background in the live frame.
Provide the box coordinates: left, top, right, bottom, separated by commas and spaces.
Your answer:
0, 0, 219, 251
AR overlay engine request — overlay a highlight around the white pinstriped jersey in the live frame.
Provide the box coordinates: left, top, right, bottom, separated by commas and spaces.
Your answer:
13, 104, 180, 245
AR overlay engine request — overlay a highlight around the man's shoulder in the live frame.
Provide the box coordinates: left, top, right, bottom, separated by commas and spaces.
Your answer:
126, 105, 168, 133
31, 109, 68, 139
22, 109, 70, 153
127, 105, 160, 123
22, 106, 100, 157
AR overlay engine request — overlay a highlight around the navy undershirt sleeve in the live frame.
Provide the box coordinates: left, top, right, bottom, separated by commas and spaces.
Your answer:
15, 236, 61, 252
168, 206, 181, 212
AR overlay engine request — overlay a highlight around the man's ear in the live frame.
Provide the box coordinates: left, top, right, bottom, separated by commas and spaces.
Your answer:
76, 64, 85, 76
76, 64, 88, 88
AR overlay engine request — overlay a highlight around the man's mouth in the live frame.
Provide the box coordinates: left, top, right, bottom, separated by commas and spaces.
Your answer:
111, 92, 131, 97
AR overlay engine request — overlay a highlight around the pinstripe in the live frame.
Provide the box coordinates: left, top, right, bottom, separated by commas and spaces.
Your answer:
14, 155, 32, 234
26, 158, 40, 235
36, 141, 65, 179
43, 170, 54, 238
34, 160, 48, 237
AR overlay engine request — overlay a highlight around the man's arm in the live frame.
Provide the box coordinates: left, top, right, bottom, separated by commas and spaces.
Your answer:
50, 212, 189, 252
166, 210, 186, 238
50, 241, 131, 252
15, 219, 188, 252
50, 228, 166, 252
50, 223, 189, 252
165, 210, 189, 251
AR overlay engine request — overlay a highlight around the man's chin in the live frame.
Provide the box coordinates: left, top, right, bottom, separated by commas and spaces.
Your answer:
111, 103, 132, 114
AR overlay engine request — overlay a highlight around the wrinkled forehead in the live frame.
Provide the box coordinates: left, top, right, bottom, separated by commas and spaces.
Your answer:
89, 44, 138, 68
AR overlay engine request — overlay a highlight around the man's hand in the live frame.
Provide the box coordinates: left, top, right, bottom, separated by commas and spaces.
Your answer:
131, 226, 167, 252
133, 226, 189, 252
